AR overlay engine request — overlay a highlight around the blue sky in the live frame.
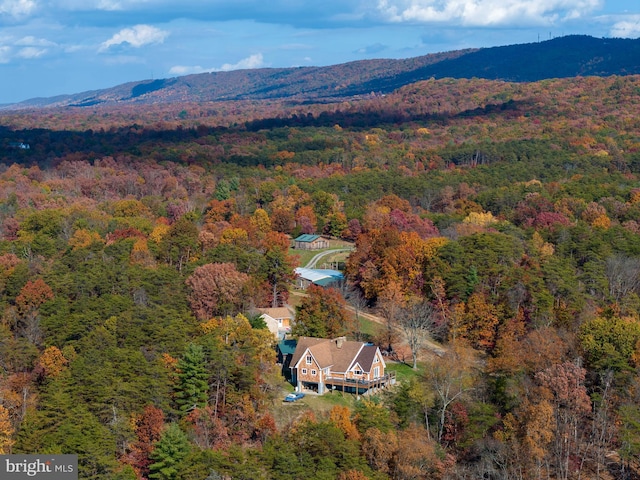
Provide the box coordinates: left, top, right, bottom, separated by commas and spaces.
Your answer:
0, 0, 638, 104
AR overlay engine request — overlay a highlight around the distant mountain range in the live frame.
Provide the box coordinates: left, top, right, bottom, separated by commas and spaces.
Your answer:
6, 35, 640, 110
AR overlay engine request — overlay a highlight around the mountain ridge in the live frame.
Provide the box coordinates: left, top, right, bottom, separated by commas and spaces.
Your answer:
5, 35, 640, 110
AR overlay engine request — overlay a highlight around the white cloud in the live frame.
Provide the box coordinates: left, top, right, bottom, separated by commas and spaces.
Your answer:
17, 46, 45, 58
169, 65, 207, 75
54, 0, 146, 11
169, 53, 265, 76
0, 0, 37, 18
99, 24, 169, 52
0, 35, 53, 62
376, 0, 602, 26
97, 0, 124, 10
610, 16, 640, 38
220, 53, 264, 71
15, 36, 56, 47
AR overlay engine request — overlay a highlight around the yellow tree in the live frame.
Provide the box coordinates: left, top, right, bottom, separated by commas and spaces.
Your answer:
35, 346, 68, 378
329, 405, 360, 440
424, 342, 477, 443
516, 399, 555, 478
454, 292, 501, 352
0, 405, 13, 454
250, 208, 271, 236
393, 424, 444, 480
361, 427, 397, 475
68, 228, 103, 250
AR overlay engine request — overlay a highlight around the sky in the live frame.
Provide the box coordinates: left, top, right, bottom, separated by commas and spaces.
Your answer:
0, 0, 638, 104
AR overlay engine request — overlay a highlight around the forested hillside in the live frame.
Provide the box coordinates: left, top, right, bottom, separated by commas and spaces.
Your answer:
5, 35, 640, 109
1, 74, 640, 479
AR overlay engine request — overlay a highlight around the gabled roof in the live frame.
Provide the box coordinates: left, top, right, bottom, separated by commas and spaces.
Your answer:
291, 337, 380, 374
294, 234, 321, 242
258, 307, 293, 319
354, 345, 380, 372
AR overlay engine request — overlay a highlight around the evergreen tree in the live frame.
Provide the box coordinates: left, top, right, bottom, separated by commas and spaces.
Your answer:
175, 343, 209, 415
148, 423, 191, 480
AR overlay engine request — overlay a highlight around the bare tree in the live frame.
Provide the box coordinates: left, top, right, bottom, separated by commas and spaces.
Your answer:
345, 286, 368, 342
424, 343, 476, 443
606, 255, 640, 304
399, 297, 436, 369
377, 282, 404, 356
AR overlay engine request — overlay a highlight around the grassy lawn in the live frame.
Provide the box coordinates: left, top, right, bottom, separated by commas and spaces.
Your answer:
288, 239, 354, 269
357, 316, 381, 338
386, 361, 425, 383
289, 248, 316, 268
271, 386, 363, 429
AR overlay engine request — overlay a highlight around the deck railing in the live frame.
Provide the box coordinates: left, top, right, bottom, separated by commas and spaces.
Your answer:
324, 371, 396, 389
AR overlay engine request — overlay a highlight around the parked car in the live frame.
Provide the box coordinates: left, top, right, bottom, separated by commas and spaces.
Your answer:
284, 392, 305, 402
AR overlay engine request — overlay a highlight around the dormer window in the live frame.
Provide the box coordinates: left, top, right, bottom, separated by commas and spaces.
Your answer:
306, 355, 312, 365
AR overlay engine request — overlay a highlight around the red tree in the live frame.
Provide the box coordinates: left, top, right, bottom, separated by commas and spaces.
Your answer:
186, 263, 250, 320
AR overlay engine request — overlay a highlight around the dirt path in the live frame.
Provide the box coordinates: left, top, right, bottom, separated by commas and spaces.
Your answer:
289, 290, 446, 359
345, 305, 447, 358
304, 248, 353, 268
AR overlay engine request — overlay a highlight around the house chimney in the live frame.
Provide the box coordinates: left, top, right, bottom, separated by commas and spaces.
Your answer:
336, 336, 346, 349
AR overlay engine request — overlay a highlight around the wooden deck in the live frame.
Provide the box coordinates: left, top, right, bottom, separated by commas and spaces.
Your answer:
324, 372, 396, 394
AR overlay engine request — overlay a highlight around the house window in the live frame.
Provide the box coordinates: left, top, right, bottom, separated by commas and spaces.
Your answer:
311, 370, 317, 376
374, 356, 379, 363
302, 368, 307, 375
306, 355, 312, 365
278, 318, 282, 325
374, 367, 380, 378
354, 370, 362, 375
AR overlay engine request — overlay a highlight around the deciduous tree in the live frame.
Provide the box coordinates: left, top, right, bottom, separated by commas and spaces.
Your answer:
185, 263, 250, 319
0, 405, 14, 454
293, 285, 352, 338
399, 297, 437, 369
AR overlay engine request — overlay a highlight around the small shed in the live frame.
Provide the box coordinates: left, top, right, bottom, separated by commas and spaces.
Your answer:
293, 234, 329, 250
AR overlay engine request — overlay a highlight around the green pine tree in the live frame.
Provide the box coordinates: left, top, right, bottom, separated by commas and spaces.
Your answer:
175, 343, 208, 414
148, 423, 191, 480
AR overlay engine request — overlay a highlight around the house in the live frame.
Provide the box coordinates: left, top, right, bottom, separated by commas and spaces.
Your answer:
290, 337, 394, 395
294, 267, 344, 290
293, 234, 330, 250
258, 307, 294, 339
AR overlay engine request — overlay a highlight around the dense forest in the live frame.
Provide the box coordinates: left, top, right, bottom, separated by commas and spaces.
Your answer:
1, 74, 640, 479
